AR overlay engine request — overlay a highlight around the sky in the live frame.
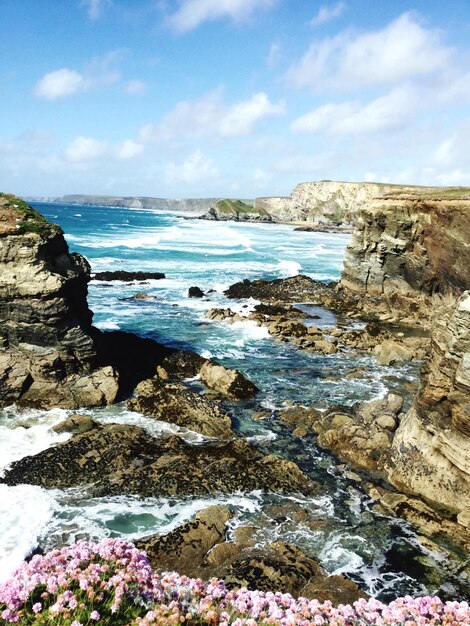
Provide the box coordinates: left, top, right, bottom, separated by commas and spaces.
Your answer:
1, 0, 470, 199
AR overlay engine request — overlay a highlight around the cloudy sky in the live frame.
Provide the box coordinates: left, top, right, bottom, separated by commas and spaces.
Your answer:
1, 0, 469, 198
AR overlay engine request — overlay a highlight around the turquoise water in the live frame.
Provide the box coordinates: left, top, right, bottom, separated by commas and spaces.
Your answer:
0, 203, 466, 601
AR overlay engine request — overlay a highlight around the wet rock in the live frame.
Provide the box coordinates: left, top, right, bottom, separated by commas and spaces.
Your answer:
159, 350, 207, 379
199, 361, 259, 400
128, 378, 233, 438
1, 424, 317, 498
92, 271, 165, 281
122, 292, 156, 300
225, 275, 340, 304
51, 414, 98, 435
137, 505, 232, 577
188, 286, 204, 298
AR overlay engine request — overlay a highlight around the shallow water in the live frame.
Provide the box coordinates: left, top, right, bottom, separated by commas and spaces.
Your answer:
0, 202, 467, 600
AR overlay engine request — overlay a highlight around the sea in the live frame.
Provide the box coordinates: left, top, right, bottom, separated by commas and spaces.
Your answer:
0, 202, 467, 601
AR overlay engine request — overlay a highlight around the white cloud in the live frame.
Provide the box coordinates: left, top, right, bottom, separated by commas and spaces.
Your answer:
310, 2, 345, 27
166, 0, 275, 33
287, 12, 451, 90
33, 69, 89, 100
80, 0, 112, 21
65, 137, 108, 162
124, 79, 147, 95
267, 41, 281, 68
141, 89, 284, 142
291, 86, 417, 135
165, 150, 218, 183
117, 140, 144, 160
33, 50, 122, 100
219, 93, 285, 136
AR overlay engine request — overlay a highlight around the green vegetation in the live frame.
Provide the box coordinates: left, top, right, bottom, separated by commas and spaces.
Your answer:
214, 198, 270, 217
0, 193, 61, 238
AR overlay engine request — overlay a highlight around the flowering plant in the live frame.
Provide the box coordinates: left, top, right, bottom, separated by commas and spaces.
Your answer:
1, 539, 469, 625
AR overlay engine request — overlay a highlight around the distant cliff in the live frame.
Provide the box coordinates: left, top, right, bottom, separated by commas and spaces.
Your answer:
255, 181, 434, 230
199, 199, 272, 222
338, 187, 470, 522
51, 195, 220, 213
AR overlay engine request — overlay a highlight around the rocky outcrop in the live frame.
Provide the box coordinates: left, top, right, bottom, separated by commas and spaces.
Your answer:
127, 378, 234, 438
0, 194, 175, 408
199, 361, 259, 400
200, 199, 272, 222
1, 422, 317, 498
338, 188, 470, 522
255, 181, 424, 229
0, 194, 119, 408
339, 189, 470, 325
138, 505, 366, 604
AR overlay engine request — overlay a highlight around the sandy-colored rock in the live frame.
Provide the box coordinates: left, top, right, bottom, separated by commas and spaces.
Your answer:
199, 361, 258, 400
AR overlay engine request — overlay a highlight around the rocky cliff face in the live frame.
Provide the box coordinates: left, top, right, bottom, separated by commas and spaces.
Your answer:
338, 188, 470, 522
0, 194, 121, 408
254, 181, 423, 229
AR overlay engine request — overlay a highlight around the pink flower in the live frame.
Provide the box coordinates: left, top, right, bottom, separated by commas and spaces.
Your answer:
90, 609, 100, 620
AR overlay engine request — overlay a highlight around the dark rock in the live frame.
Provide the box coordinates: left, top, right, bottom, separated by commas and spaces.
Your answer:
188, 286, 205, 298
128, 378, 233, 438
92, 271, 165, 281
1, 424, 316, 498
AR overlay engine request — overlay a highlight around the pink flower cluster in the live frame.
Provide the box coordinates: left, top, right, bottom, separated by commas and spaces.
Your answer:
1, 538, 469, 625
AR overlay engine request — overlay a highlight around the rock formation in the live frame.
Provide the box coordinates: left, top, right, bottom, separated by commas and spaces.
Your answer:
338, 188, 470, 523
1, 421, 317, 498
199, 199, 272, 222
254, 181, 425, 229
0, 194, 172, 409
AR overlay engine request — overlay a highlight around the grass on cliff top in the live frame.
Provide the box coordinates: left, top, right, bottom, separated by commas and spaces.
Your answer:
0, 193, 61, 237
383, 186, 470, 200
214, 198, 270, 215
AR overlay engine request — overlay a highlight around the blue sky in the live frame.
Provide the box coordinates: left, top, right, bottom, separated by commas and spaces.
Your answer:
1, 0, 470, 198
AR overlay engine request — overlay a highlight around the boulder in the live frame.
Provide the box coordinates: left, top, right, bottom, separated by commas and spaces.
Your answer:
199, 361, 259, 400
373, 340, 415, 365
128, 378, 233, 438
188, 286, 204, 298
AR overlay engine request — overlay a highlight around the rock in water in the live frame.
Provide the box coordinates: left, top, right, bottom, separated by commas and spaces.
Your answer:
127, 378, 234, 438
199, 361, 259, 399
92, 271, 165, 281
1, 424, 317, 498
188, 286, 204, 298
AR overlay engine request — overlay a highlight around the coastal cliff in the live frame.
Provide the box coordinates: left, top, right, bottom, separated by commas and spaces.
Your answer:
199, 198, 272, 222
0, 194, 169, 409
255, 181, 435, 230
338, 188, 470, 521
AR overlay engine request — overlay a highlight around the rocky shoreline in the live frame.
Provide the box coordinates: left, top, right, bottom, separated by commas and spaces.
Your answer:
1, 188, 469, 600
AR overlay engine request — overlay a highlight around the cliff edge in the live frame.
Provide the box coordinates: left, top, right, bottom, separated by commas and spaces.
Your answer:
338, 187, 470, 522
0, 194, 169, 409
254, 181, 428, 229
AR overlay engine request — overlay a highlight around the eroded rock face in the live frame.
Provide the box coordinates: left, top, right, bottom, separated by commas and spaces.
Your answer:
254, 181, 423, 229
0, 195, 119, 408
386, 293, 470, 517
340, 192, 470, 324
1, 423, 316, 498
338, 190, 470, 519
